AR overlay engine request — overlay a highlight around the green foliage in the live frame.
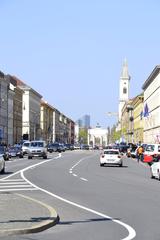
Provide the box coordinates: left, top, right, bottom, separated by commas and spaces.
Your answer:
79, 128, 88, 144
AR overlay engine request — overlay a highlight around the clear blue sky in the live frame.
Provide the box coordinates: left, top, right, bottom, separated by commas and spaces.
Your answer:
0, 0, 160, 128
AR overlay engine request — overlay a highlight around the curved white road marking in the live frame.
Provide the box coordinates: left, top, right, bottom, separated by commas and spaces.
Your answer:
2, 154, 136, 239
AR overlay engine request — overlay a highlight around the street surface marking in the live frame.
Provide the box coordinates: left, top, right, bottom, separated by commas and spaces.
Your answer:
80, 177, 88, 181
69, 154, 97, 182
1, 153, 136, 239
21, 169, 136, 240
1, 155, 61, 191
73, 174, 77, 177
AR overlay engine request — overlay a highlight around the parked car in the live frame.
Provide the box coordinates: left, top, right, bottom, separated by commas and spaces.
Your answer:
0, 146, 9, 161
22, 141, 31, 155
8, 146, 23, 158
0, 154, 5, 173
143, 144, 160, 164
81, 144, 89, 150
47, 143, 64, 153
28, 140, 47, 159
65, 143, 74, 150
100, 149, 123, 167
150, 156, 160, 180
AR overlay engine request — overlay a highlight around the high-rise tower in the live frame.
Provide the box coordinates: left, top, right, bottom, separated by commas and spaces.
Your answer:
118, 59, 130, 122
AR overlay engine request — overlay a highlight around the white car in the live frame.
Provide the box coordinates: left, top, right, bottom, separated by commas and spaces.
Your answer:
28, 140, 48, 159
150, 158, 160, 180
100, 149, 123, 167
0, 154, 5, 173
144, 144, 160, 157
22, 141, 31, 155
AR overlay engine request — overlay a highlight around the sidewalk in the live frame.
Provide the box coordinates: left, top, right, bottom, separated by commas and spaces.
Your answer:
0, 192, 59, 236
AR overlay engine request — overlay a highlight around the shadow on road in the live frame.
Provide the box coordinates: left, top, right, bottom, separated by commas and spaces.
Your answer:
59, 217, 121, 225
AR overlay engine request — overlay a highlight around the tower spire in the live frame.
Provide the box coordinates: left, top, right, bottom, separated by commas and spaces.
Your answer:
121, 58, 130, 80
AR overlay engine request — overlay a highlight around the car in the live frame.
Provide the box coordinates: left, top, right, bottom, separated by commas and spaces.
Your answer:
28, 140, 48, 159
22, 141, 31, 155
8, 146, 23, 158
47, 143, 64, 152
143, 144, 160, 164
65, 143, 74, 150
81, 144, 89, 150
100, 149, 123, 167
150, 156, 160, 180
0, 154, 5, 173
0, 146, 9, 161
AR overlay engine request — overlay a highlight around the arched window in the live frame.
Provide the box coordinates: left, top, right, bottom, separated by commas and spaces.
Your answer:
123, 87, 127, 94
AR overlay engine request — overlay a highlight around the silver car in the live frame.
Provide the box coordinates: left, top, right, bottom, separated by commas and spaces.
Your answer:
0, 154, 5, 173
28, 141, 48, 159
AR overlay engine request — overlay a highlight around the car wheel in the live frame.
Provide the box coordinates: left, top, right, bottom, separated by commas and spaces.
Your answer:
100, 163, 104, 167
157, 170, 160, 181
1, 162, 5, 174
28, 156, 32, 159
43, 155, 47, 159
119, 163, 123, 167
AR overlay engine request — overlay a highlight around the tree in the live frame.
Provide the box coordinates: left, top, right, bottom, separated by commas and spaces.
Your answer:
79, 128, 88, 144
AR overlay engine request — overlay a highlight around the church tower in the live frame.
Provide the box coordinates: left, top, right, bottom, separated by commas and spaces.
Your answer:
118, 59, 130, 122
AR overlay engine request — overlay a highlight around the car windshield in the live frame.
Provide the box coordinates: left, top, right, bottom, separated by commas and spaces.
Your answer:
31, 142, 44, 147
146, 145, 155, 152
23, 142, 30, 147
104, 151, 119, 155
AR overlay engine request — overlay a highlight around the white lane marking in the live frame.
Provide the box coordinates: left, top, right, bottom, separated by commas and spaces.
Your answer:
0, 185, 34, 188
1, 154, 61, 181
21, 169, 136, 240
80, 177, 88, 182
0, 188, 37, 192
0, 179, 24, 182
69, 154, 97, 182
73, 174, 77, 177
2, 154, 136, 239
0, 182, 28, 185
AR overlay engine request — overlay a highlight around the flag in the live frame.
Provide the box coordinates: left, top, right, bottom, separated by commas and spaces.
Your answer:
144, 103, 149, 117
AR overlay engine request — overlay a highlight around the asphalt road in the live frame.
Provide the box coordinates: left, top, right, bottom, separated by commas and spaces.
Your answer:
0, 150, 160, 240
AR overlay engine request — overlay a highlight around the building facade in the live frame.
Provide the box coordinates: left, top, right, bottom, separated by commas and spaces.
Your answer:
41, 100, 54, 142
15, 77, 42, 141
88, 126, 108, 147
132, 94, 144, 144
142, 65, 160, 144
0, 72, 10, 145
76, 114, 90, 129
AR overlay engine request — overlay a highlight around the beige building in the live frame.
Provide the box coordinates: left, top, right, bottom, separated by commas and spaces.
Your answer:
14, 77, 42, 141
132, 94, 144, 144
142, 65, 160, 144
41, 100, 54, 142
121, 99, 134, 143
9, 75, 24, 144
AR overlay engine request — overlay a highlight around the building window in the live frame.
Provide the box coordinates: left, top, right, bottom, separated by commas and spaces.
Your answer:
123, 87, 127, 94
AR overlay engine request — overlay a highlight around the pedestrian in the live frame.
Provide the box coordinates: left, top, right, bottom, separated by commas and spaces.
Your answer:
137, 145, 144, 162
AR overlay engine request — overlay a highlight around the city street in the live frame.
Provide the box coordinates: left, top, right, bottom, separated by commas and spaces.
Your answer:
0, 150, 160, 240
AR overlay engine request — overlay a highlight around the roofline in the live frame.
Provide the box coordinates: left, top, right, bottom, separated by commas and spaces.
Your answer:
142, 65, 160, 90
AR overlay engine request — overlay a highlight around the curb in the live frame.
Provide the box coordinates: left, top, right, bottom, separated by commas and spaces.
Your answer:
0, 193, 59, 236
